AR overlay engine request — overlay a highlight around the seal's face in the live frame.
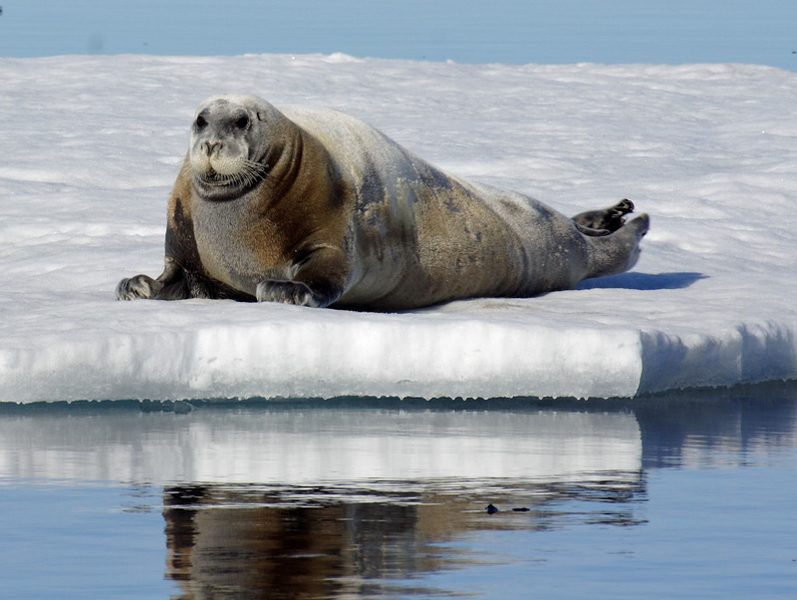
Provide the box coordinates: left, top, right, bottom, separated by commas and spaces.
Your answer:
189, 96, 276, 201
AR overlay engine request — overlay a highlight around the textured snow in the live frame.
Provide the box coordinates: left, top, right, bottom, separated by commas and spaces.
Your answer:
1, 54, 796, 402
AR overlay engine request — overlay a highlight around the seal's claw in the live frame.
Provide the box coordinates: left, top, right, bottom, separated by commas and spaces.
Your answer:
255, 280, 318, 307
614, 198, 635, 215
116, 274, 159, 300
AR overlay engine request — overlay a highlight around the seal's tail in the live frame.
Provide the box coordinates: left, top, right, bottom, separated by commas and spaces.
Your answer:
584, 213, 650, 279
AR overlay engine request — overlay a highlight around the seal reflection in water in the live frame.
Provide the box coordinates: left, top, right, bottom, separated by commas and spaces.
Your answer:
116, 96, 650, 310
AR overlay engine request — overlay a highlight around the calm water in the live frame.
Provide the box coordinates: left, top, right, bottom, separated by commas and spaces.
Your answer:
1, 0, 797, 70
1, 386, 796, 599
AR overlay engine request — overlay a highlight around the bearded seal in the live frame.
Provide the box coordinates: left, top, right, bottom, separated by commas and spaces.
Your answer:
116, 95, 649, 310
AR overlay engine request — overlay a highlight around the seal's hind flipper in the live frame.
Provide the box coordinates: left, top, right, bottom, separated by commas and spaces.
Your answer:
572, 199, 635, 233
585, 212, 650, 279
574, 222, 611, 237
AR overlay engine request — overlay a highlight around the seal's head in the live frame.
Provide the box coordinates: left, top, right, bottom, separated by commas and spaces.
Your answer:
189, 95, 282, 201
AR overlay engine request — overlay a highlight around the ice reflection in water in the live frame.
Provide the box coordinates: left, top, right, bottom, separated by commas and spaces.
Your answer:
0, 386, 796, 599
0, 405, 641, 483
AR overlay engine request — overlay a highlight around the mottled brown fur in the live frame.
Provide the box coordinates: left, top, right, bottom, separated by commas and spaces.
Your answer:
116, 96, 649, 310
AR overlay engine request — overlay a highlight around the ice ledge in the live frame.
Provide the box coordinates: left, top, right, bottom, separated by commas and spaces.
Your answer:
1, 311, 795, 403
637, 320, 797, 395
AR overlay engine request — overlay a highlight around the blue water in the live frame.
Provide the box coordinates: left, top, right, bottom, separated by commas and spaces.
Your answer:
1, 0, 796, 70
1, 388, 796, 599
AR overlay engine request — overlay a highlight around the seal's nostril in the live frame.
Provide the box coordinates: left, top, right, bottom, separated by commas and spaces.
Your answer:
202, 141, 222, 156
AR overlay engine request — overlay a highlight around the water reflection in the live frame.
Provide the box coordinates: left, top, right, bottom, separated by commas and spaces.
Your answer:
0, 383, 796, 599
161, 475, 647, 599
634, 386, 797, 469
0, 404, 642, 483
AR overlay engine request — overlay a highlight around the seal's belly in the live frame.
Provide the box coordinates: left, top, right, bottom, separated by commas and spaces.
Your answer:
192, 195, 286, 295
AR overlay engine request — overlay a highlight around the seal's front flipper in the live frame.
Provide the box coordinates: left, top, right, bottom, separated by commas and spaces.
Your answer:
255, 246, 348, 308
255, 280, 319, 306
254, 277, 343, 308
116, 274, 162, 300
573, 199, 635, 233
116, 256, 190, 301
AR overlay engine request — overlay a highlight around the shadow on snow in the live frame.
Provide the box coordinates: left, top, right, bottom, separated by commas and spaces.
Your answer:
578, 271, 706, 291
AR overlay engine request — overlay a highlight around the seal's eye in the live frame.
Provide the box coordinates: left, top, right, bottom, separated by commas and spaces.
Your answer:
195, 115, 208, 129
235, 114, 250, 129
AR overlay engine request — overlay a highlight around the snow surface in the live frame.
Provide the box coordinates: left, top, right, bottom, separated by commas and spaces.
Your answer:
1, 54, 796, 402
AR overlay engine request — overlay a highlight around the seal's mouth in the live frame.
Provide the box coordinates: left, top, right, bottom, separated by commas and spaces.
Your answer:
198, 166, 222, 184
196, 171, 232, 187
193, 159, 269, 195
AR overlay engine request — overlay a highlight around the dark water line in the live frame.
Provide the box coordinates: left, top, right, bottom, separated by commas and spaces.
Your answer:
1, 378, 796, 414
